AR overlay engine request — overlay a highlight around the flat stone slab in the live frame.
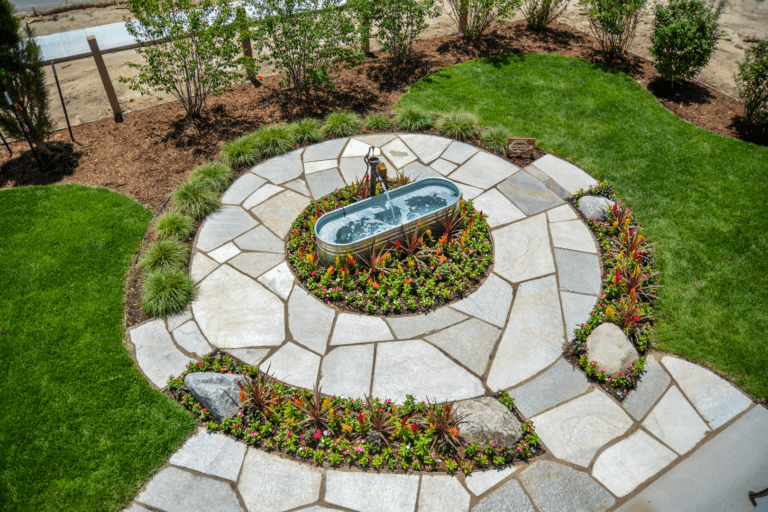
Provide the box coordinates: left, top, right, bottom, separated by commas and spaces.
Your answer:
487, 276, 564, 391
306, 168, 345, 199
252, 190, 311, 239
302, 137, 347, 162
262, 342, 321, 390
456, 181, 484, 200
386, 308, 466, 339
304, 160, 337, 174
532, 390, 633, 467
519, 460, 615, 512
243, 183, 283, 210
425, 318, 500, 376
234, 225, 284, 253
372, 340, 485, 403
284, 178, 310, 196
341, 138, 377, 158
190, 252, 219, 283
464, 465, 518, 496
497, 171, 564, 215
381, 137, 417, 169
493, 214, 556, 284
554, 248, 601, 295
330, 314, 393, 345
184, 372, 242, 419
400, 133, 453, 164
662, 356, 752, 429
193, 265, 285, 349
226, 348, 270, 366
586, 322, 639, 375
166, 307, 192, 332
338, 156, 368, 184
560, 291, 597, 338
623, 355, 670, 420
135, 467, 243, 512
592, 430, 677, 497
257, 261, 293, 300
512, 358, 590, 417
221, 173, 266, 205
130, 319, 190, 388
546, 204, 578, 223
451, 273, 514, 328
169, 430, 247, 481
196, 206, 258, 253
549, 219, 597, 253
208, 242, 241, 263
251, 149, 304, 184
353, 133, 396, 147
616, 405, 768, 512
325, 471, 419, 512
440, 140, 478, 164
418, 475, 470, 512
238, 448, 323, 512
430, 158, 457, 175
228, 252, 283, 279
288, 286, 335, 354
319, 345, 374, 399
641, 386, 710, 455
448, 151, 518, 190
471, 189, 526, 228
455, 397, 522, 446
532, 154, 598, 195
172, 321, 212, 358
473, 479, 535, 512
402, 161, 443, 181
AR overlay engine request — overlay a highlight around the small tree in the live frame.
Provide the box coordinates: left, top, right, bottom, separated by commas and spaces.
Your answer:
735, 40, 768, 125
578, 0, 646, 58
368, 0, 439, 64
520, 0, 570, 30
649, 0, 724, 82
0, 0, 50, 149
122, 0, 244, 118
440, 0, 522, 41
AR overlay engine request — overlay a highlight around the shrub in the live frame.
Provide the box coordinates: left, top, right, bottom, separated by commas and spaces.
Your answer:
440, 0, 522, 41
139, 239, 190, 273
172, 180, 220, 219
436, 111, 481, 140
368, 0, 439, 64
396, 107, 434, 131
578, 0, 646, 58
364, 113, 394, 131
188, 161, 233, 193
253, 124, 297, 157
291, 118, 325, 143
481, 125, 509, 154
142, 268, 196, 317
649, 0, 724, 82
323, 111, 362, 137
520, 0, 570, 30
155, 211, 195, 240
735, 40, 768, 125
220, 133, 260, 168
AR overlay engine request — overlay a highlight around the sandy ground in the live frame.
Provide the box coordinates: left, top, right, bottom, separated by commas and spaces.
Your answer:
20, 1, 768, 132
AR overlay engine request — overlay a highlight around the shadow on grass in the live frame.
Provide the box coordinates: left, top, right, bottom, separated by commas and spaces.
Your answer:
648, 77, 715, 106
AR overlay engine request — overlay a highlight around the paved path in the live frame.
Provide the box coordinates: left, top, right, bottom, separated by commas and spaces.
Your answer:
126, 134, 768, 511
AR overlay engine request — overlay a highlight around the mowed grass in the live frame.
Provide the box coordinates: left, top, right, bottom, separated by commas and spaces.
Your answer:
0, 185, 195, 511
396, 53, 768, 400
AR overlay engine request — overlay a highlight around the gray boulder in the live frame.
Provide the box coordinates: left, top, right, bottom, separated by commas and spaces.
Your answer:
184, 373, 243, 420
578, 196, 615, 221
455, 397, 522, 446
586, 323, 639, 375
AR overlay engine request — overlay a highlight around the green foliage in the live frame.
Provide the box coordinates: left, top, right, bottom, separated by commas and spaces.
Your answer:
367, 0, 439, 64
138, 238, 190, 273
142, 267, 197, 316
323, 110, 362, 137
220, 132, 261, 168
291, 118, 325, 143
735, 40, 768, 125
649, 0, 724, 82
436, 110, 481, 139
172, 180, 220, 219
441, 0, 522, 40
481, 125, 508, 154
155, 210, 195, 240
520, 0, 570, 29
252, 123, 297, 157
188, 161, 233, 193
578, 0, 646, 57
121, 0, 244, 118
396, 107, 434, 131
364, 112, 394, 131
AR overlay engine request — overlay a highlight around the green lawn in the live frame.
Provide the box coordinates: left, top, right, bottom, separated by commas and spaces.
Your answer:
0, 185, 195, 511
396, 53, 768, 400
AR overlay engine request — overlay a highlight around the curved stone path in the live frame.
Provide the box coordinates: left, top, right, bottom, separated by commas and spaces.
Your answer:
126, 134, 768, 512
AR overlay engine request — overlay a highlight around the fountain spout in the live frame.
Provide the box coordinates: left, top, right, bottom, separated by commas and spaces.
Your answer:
364, 147, 387, 197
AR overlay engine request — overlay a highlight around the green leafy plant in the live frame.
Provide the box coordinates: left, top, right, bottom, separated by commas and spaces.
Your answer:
735, 40, 768, 125
188, 161, 233, 193
520, 0, 570, 30
364, 113, 394, 131
141, 267, 196, 316
440, 0, 522, 40
649, 0, 724, 82
436, 110, 481, 140
138, 238, 190, 273
396, 107, 434, 131
368, 0, 439, 64
155, 210, 195, 240
480, 125, 508, 154
253, 124, 297, 157
578, 0, 646, 58
291, 118, 325, 143
172, 180, 220, 219
220, 132, 261, 168
323, 111, 362, 137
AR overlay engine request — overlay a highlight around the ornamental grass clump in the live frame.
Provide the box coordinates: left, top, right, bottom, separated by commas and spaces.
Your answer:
291, 118, 325, 143
172, 179, 220, 220
141, 267, 196, 316
138, 238, 190, 273
155, 210, 195, 240
395, 107, 434, 131
436, 111, 481, 140
481, 125, 509, 154
219, 132, 260, 168
364, 112, 393, 131
323, 111, 362, 137
188, 161, 233, 193
253, 123, 297, 157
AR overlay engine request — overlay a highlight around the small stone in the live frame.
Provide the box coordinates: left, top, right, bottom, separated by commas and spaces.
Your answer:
425, 318, 500, 376
239, 448, 323, 512
381, 137, 417, 169
353, 133, 396, 147
262, 342, 321, 389
208, 241, 241, 263
586, 323, 639, 375
560, 291, 597, 338
305, 168, 345, 198
497, 171, 564, 215
464, 465, 518, 496
399, 133, 453, 164
319, 345, 374, 399
554, 248, 601, 295
221, 173, 267, 205
228, 252, 283, 279
430, 158, 458, 176
385, 307, 466, 339
402, 161, 443, 181
578, 196, 615, 221
325, 471, 420, 512
190, 252, 219, 283
549, 220, 597, 253
448, 151, 518, 190
302, 137, 347, 162
257, 262, 294, 300
251, 149, 304, 184
418, 475, 470, 512
473, 479, 535, 512
493, 214, 556, 284
330, 314, 393, 345
284, 178, 310, 196
519, 460, 615, 512
455, 181, 484, 200
288, 285, 335, 354
184, 373, 242, 419
531, 154, 598, 195
440, 140, 478, 164
130, 318, 190, 388
641, 386, 710, 455
623, 355, 671, 420
252, 190, 311, 239
226, 348, 270, 366
135, 467, 243, 512
172, 321, 212, 357
454, 397, 522, 446
196, 206, 258, 253
546, 204, 578, 223
451, 273, 514, 328
471, 189, 526, 228
242, 183, 283, 210
341, 138, 376, 158
234, 225, 284, 253
169, 430, 247, 481
166, 307, 192, 332
512, 358, 590, 418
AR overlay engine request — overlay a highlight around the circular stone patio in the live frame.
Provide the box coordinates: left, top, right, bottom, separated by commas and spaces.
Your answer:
126, 134, 767, 512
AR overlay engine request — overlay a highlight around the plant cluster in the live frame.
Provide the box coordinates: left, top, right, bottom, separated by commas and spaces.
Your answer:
735, 40, 768, 125
440, 0, 523, 41
365, 0, 440, 64
520, 0, 570, 30
168, 356, 541, 473
578, 0, 646, 58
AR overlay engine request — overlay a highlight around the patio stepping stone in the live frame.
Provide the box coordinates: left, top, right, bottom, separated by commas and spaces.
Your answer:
338, 156, 368, 184
304, 160, 337, 174
234, 225, 284, 253
341, 138, 378, 158
400, 133, 453, 164
243, 183, 283, 210
208, 241, 240, 263
124, 504, 152, 512
532, 390, 633, 467
586, 323, 638, 374
262, 342, 321, 390
402, 161, 443, 181
325, 471, 419, 512
549, 219, 597, 253
448, 151, 518, 190
252, 190, 311, 239
284, 178, 310, 196
190, 252, 218, 282
381, 138, 418, 169
511, 358, 590, 418
464, 465, 518, 496
169, 430, 246, 481
487, 276, 564, 390
560, 291, 597, 337
532, 154, 598, 195
251, 149, 304, 184
661, 356, 752, 429
386, 307, 466, 339
497, 171, 564, 216
193, 265, 285, 349
455, 397, 522, 446
353, 133, 396, 147
546, 204, 578, 223
456, 182, 484, 200
130, 319, 190, 388
196, 206, 258, 252
440, 140, 478, 164
288, 286, 335, 354
419, 475, 471, 512
472, 479, 535, 512
425, 318, 500, 376
541, 177, 570, 199
319, 344, 374, 398
471, 189, 526, 228
227, 348, 270, 366
172, 321, 212, 358
592, 430, 677, 497
238, 448, 323, 512
641, 386, 710, 455
228, 252, 283, 279
221, 173, 266, 205
493, 214, 555, 284
257, 261, 293, 300
135, 467, 243, 512
303, 137, 347, 162
622, 355, 670, 420
306, 168, 345, 198
330, 314, 393, 345
554, 248, 601, 295
372, 340, 485, 403
166, 307, 192, 332
578, 196, 614, 221
430, 158, 458, 175
451, 273, 514, 328
184, 373, 242, 419
519, 461, 615, 512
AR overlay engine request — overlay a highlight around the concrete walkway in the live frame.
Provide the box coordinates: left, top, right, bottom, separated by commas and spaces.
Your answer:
126, 134, 768, 512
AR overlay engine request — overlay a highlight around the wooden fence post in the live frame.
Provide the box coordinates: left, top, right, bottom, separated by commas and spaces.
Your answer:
87, 35, 123, 123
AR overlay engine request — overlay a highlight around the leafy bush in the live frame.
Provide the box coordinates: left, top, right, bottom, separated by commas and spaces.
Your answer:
323, 111, 362, 137
440, 0, 522, 40
396, 107, 434, 131
368, 0, 439, 64
364, 113, 394, 131
139, 239, 190, 273
291, 118, 325, 143
188, 161, 233, 193
436, 111, 481, 140
649, 0, 724, 82
520, 0, 571, 30
142, 268, 196, 316
155, 210, 195, 240
220, 133, 261, 168
578, 0, 646, 58
172, 180, 220, 219
253, 124, 297, 157
735, 40, 768, 125
481, 125, 508, 153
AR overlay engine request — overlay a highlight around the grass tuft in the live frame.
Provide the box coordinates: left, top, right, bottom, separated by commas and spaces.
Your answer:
172, 180, 220, 220
219, 133, 260, 168
364, 113, 393, 131
188, 161, 233, 193
436, 111, 482, 140
395, 107, 434, 132
155, 211, 195, 240
481, 125, 509, 154
141, 267, 197, 317
291, 118, 325, 143
323, 111, 362, 137
253, 124, 297, 157
138, 239, 190, 273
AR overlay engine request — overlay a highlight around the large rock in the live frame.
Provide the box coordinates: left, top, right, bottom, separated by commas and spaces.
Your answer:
578, 196, 615, 221
184, 373, 243, 420
454, 397, 522, 446
586, 323, 639, 375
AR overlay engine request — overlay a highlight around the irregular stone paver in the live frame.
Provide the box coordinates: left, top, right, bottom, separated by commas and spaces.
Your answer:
251, 149, 304, 184
238, 448, 323, 512
487, 276, 564, 390
252, 190, 311, 239
306, 168, 345, 198
617, 406, 767, 512
519, 461, 615, 512
262, 342, 321, 389
524, 164, 550, 182
430, 157, 458, 175
400, 133, 452, 163
464, 465, 518, 496
169, 430, 246, 481
386, 308, 466, 339
372, 340, 485, 403
456, 181, 484, 200
623, 355, 670, 420
135, 467, 243, 512
196, 206, 258, 252
425, 319, 500, 375
541, 177, 570, 198
533, 390, 633, 467
227, 348, 270, 366
418, 475, 471, 512
243, 183, 283, 210
257, 261, 293, 300
440, 140, 478, 164
560, 291, 597, 337
512, 358, 590, 417
172, 321, 212, 357
184, 373, 241, 419
125, 504, 152, 512
208, 241, 241, 263
497, 171, 564, 215
304, 159, 337, 174
166, 307, 192, 332
284, 178, 310, 196
641, 386, 710, 455
586, 323, 638, 374
190, 252, 219, 282
402, 161, 443, 181
578, 196, 614, 221
451, 273, 514, 328
193, 265, 285, 348
234, 225, 283, 253
130, 319, 190, 388
471, 189, 526, 228
455, 397, 522, 445
661, 356, 752, 429
554, 248, 601, 295
546, 204, 578, 223
325, 471, 419, 512
228, 252, 283, 279
288, 286, 335, 354
592, 430, 677, 497
532, 154, 598, 195
493, 214, 556, 284
448, 151, 518, 190
319, 344, 374, 398
330, 314, 393, 345
549, 220, 597, 253
339, 156, 368, 184
303, 137, 347, 162
221, 173, 266, 205
381, 137, 417, 168
473, 479, 535, 512
341, 138, 376, 158
353, 133, 396, 147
